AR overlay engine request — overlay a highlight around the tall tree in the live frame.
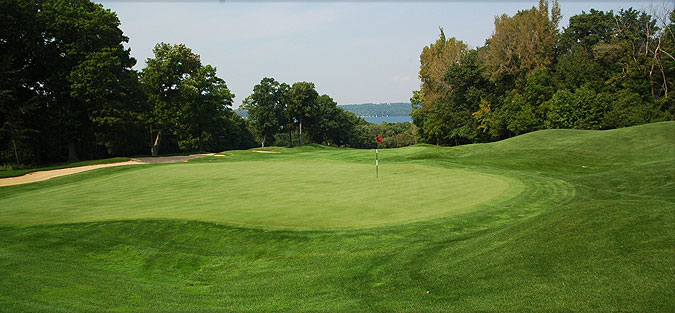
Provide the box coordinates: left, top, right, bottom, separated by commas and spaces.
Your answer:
411, 29, 469, 145
483, 0, 560, 87
180, 65, 234, 152
69, 48, 146, 156
417, 28, 468, 104
307, 94, 340, 145
242, 77, 286, 147
1, 0, 137, 163
0, 0, 44, 164
141, 43, 201, 156
288, 82, 318, 146
43, 0, 135, 162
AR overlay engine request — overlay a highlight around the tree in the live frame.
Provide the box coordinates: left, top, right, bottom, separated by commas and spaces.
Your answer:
141, 43, 201, 156
545, 86, 606, 129
1, 0, 137, 163
411, 29, 469, 145
242, 77, 286, 147
43, 0, 137, 162
418, 28, 468, 104
307, 94, 340, 145
180, 65, 234, 151
484, 0, 560, 87
0, 0, 44, 164
288, 82, 318, 145
69, 48, 147, 156
559, 9, 616, 53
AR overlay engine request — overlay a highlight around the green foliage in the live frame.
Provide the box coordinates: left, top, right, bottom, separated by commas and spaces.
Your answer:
242, 77, 288, 147
413, 49, 488, 145
0, 0, 140, 164
242, 80, 405, 149
180, 65, 235, 151
545, 86, 606, 129
69, 48, 147, 156
141, 42, 202, 155
288, 82, 319, 145
500, 92, 541, 136
484, 0, 559, 86
554, 46, 606, 91
141, 43, 242, 155
418, 28, 469, 105
412, 2, 674, 145
602, 89, 664, 128
347, 122, 416, 149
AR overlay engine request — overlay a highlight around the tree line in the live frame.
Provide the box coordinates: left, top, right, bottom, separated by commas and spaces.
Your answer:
0, 0, 415, 166
412, 0, 674, 145
0, 0, 255, 165
241, 78, 416, 148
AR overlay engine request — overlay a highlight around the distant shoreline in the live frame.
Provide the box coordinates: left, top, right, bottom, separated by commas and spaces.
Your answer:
236, 102, 413, 124
362, 115, 412, 124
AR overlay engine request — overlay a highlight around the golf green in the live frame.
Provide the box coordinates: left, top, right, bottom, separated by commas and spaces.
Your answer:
0, 160, 520, 229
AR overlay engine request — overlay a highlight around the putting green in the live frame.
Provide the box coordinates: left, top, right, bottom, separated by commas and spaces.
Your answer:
0, 160, 520, 229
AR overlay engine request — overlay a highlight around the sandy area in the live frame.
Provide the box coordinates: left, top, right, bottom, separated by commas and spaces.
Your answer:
0, 153, 214, 187
254, 150, 281, 153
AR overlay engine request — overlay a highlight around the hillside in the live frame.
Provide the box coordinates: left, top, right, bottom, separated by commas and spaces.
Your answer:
0, 122, 673, 312
338, 102, 412, 117
236, 102, 413, 119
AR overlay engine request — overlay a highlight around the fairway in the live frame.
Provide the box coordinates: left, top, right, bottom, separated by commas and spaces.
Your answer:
0, 160, 517, 229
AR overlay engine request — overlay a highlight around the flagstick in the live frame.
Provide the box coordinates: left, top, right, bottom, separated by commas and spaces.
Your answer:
376, 148, 379, 178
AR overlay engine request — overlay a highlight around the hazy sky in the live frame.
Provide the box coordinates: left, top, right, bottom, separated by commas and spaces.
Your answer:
97, 1, 668, 108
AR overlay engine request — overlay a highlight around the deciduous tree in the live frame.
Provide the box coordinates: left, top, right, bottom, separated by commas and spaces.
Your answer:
242, 77, 286, 147
141, 43, 201, 156
288, 82, 318, 145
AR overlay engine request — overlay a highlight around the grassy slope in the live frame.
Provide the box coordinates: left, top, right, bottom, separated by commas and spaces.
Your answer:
0, 122, 673, 312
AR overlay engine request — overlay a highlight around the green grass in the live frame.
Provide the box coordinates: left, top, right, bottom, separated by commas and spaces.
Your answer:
0, 157, 130, 178
0, 122, 673, 312
0, 160, 518, 229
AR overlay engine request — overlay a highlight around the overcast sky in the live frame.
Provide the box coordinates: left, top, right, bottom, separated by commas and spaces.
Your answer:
97, 0, 668, 108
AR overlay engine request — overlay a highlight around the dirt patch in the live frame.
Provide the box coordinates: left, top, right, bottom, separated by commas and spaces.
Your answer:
0, 153, 214, 187
254, 150, 281, 154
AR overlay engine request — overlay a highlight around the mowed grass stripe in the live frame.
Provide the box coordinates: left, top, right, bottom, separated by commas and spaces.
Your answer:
0, 160, 518, 229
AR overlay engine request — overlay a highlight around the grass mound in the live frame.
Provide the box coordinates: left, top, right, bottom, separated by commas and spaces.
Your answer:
0, 122, 673, 312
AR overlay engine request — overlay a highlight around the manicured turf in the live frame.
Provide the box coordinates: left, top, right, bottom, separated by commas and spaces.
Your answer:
0, 122, 673, 312
0, 160, 517, 229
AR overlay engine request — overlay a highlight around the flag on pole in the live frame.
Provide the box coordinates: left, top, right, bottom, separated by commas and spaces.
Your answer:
375, 136, 383, 178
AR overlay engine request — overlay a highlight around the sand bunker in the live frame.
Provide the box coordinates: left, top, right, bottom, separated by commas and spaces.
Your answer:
0, 154, 214, 187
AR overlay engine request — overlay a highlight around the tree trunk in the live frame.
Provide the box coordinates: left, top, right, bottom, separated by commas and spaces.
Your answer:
67, 141, 79, 163
12, 139, 20, 165
151, 130, 162, 157
199, 133, 204, 152
289, 129, 293, 147
261, 134, 266, 148
298, 118, 303, 145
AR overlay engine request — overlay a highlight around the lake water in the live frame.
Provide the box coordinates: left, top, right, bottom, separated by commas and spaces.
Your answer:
363, 116, 412, 124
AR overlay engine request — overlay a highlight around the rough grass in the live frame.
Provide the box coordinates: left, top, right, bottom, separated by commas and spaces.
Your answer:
0, 122, 673, 312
